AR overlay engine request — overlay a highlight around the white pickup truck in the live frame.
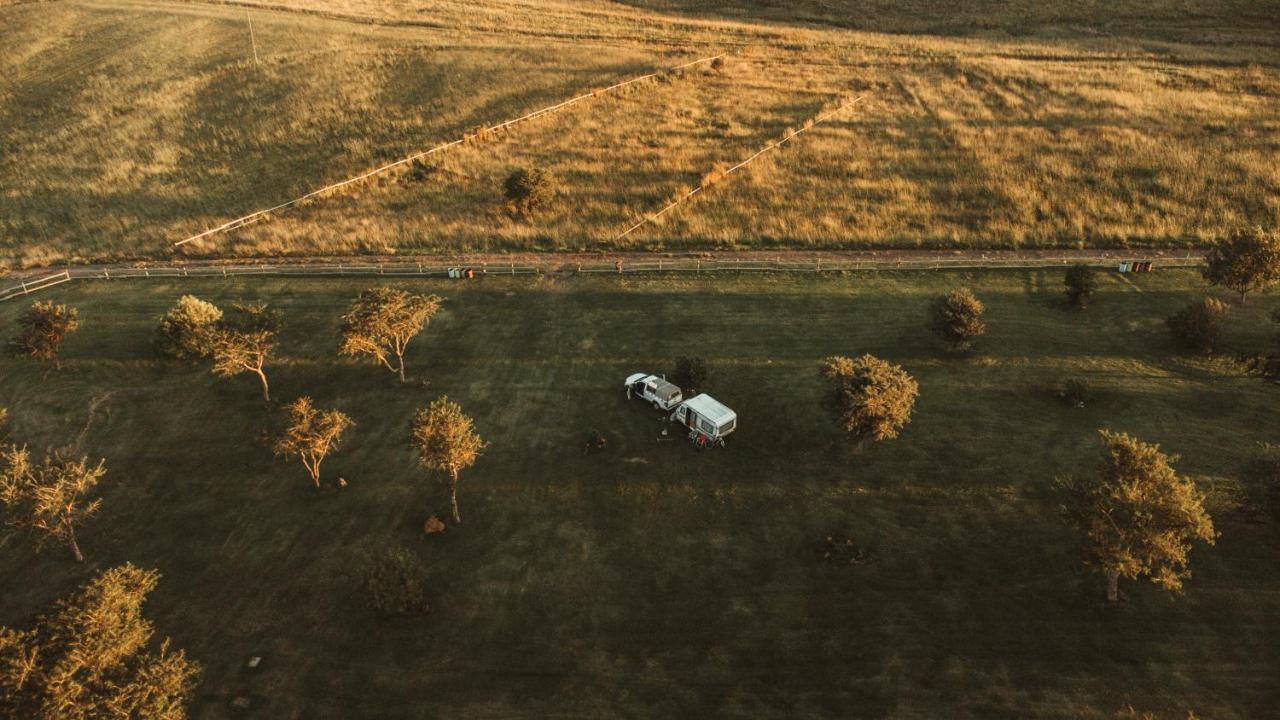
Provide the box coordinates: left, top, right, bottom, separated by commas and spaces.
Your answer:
624, 373, 683, 411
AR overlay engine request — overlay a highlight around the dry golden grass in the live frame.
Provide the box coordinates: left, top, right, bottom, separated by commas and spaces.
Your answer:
1, 0, 1278, 264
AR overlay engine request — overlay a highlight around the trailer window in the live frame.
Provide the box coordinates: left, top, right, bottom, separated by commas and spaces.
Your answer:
698, 418, 715, 433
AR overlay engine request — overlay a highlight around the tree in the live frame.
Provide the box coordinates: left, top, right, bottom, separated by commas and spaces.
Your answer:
819, 355, 919, 447
1057, 430, 1216, 603
8, 301, 79, 370
210, 303, 281, 402
928, 289, 986, 351
670, 356, 711, 394
0, 563, 200, 719
0, 444, 104, 562
502, 167, 555, 213
1166, 297, 1228, 354
339, 288, 442, 382
1240, 443, 1280, 522
273, 397, 354, 489
1202, 226, 1280, 304
1064, 264, 1098, 308
157, 295, 222, 361
410, 397, 485, 524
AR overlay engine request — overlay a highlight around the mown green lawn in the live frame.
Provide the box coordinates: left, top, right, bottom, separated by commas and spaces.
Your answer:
0, 269, 1276, 719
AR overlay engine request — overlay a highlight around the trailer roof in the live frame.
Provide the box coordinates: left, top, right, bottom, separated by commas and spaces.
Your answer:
683, 394, 735, 423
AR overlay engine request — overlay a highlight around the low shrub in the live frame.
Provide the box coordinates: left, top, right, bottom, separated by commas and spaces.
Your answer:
1056, 378, 1092, 407
502, 167, 556, 214
1166, 297, 1228, 353
360, 547, 429, 616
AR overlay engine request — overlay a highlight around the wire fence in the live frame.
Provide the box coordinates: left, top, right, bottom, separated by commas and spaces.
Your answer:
172, 54, 725, 248
0, 254, 1204, 303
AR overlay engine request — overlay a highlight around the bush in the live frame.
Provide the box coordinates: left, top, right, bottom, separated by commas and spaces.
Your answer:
670, 356, 711, 394
157, 295, 222, 361
1056, 378, 1092, 407
928, 288, 986, 351
820, 355, 919, 446
1166, 297, 1228, 354
404, 159, 437, 183
1240, 444, 1280, 522
1063, 264, 1098, 308
360, 547, 429, 616
710, 56, 725, 72
502, 167, 556, 213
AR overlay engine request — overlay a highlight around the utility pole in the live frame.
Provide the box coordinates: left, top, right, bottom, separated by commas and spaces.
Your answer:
246, 9, 260, 66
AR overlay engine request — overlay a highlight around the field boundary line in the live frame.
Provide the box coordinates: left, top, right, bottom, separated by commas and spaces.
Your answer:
0, 271, 73, 302
613, 94, 865, 242
172, 53, 725, 249
0, 256, 1203, 303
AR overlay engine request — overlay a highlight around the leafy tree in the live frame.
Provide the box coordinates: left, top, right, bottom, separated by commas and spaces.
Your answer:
0, 563, 200, 719
1202, 226, 1280, 304
670, 356, 711, 394
502, 167, 555, 213
1064, 264, 1098, 308
410, 397, 485, 524
210, 303, 281, 402
8, 301, 79, 370
1165, 297, 1228, 354
1058, 430, 1216, 603
820, 355, 919, 447
0, 444, 104, 562
273, 397, 354, 489
928, 289, 986, 351
1240, 443, 1280, 522
339, 288, 442, 382
157, 295, 222, 361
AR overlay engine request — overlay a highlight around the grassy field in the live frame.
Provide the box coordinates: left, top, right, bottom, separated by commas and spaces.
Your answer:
1, 0, 1278, 265
0, 269, 1277, 718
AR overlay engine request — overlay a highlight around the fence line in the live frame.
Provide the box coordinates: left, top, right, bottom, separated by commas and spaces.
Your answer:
172, 54, 725, 248
0, 255, 1203, 302
0, 271, 72, 302
613, 95, 866, 242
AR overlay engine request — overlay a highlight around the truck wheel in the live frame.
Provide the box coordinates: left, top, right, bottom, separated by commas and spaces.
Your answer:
652, 401, 661, 411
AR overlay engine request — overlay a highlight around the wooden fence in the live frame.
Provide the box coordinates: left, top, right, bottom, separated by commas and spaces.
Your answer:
0, 254, 1204, 302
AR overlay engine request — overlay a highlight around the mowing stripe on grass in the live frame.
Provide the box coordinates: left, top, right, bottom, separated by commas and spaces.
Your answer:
172, 53, 727, 249
612, 94, 866, 242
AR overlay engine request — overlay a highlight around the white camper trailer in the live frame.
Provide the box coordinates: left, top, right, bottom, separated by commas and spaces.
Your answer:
625, 373, 683, 411
670, 394, 737, 447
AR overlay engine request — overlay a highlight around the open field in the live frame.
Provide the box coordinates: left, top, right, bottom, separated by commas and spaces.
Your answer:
2, 0, 1278, 265
1, 269, 1277, 718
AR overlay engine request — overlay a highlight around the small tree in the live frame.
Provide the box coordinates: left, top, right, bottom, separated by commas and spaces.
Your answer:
928, 289, 986, 352
1064, 264, 1098, 308
210, 303, 281, 402
8, 301, 79, 370
339, 288, 442, 382
1058, 430, 1216, 603
0, 444, 104, 562
410, 397, 485, 524
1240, 443, 1280, 522
820, 355, 919, 447
0, 563, 200, 719
1166, 297, 1228, 354
502, 167, 555, 214
273, 397, 353, 489
1202, 226, 1280, 304
157, 295, 222, 361
670, 356, 711, 394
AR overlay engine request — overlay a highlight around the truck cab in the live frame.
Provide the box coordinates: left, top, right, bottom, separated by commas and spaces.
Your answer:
625, 373, 683, 411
